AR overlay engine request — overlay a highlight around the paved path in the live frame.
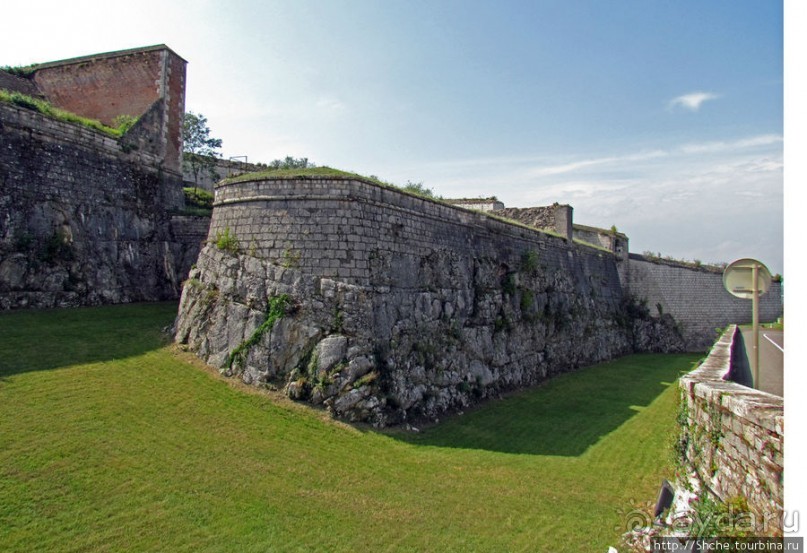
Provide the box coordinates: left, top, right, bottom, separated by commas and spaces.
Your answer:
741, 328, 783, 397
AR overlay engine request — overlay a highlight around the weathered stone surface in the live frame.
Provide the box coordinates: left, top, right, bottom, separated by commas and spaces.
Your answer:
0, 103, 207, 309
629, 255, 783, 351
175, 176, 685, 427
678, 326, 783, 534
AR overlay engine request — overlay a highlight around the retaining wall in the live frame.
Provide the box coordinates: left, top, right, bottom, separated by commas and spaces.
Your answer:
678, 326, 783, 534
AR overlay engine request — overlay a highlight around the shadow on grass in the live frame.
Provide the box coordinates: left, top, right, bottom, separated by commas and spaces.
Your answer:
0, 302, 178, 378
392, 354, 702, 457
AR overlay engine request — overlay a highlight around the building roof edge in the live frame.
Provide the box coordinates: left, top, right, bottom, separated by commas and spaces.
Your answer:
30, 44, 187, 71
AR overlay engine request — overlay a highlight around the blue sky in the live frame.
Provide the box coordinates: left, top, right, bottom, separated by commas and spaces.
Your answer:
0, 0, 787, 274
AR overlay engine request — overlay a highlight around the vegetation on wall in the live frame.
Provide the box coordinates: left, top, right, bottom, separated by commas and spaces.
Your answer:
399, 181, 438, 199
0, 89, 137, 137
254, 156, 317, 170
640, 251, 725, 273
0, 64, 39, 77
182, 187, 214, 210
213, 227, 239, 254
226, 295, 290, 371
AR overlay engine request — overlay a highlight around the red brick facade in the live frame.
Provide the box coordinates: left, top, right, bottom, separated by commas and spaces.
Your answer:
28, 45, 186, 174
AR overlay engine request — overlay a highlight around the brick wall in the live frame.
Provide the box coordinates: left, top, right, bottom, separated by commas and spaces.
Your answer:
28, 45, 186, 174
679, 326, 783, 534
628, 255, 783, 351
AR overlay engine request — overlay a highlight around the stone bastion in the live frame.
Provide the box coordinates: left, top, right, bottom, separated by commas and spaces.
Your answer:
175, 173, 682, 426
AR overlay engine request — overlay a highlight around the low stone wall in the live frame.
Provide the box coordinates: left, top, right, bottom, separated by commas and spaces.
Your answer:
169, 214, 211, 283
678, 326, 783, 533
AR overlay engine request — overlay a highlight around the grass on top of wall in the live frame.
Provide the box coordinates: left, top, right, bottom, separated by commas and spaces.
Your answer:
0, 302, 701, 552
220, 166, 402, 187
0, 89, 133, 138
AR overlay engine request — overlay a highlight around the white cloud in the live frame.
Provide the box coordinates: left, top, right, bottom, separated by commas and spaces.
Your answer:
678, 134, 783, 154
668, 91, 721, 111
525, 150, 668, 178
315, 96, 348, 114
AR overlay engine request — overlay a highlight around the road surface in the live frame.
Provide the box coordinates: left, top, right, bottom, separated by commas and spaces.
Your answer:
741, 328, 783, 397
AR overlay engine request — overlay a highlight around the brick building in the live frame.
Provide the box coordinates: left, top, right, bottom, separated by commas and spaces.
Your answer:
1, 44, 186, 174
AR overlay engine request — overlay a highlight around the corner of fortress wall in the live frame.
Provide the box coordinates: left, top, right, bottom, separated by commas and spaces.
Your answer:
174, 175, 685, 426
1, 46, 782, 349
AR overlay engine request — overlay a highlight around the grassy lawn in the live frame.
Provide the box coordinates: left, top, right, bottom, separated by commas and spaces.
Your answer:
0, 303, 701, 552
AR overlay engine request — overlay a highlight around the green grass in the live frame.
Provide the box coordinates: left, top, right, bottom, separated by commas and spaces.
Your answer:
0, 89, 130, 138
183, 187, 214, 210
218, 166, 384, 186
0, 303, 700, 552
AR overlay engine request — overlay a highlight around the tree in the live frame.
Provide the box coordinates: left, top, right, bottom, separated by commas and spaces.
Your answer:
182, 111, 223, 190
259, 156, 316, 170
401, 180, 436, 198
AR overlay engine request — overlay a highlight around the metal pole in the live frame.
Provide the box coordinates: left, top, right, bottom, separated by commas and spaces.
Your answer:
752, 263, 760, 390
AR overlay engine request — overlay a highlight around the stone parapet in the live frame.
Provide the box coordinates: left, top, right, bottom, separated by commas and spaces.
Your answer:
679, 326, 783, 534
211, 177, 614, 288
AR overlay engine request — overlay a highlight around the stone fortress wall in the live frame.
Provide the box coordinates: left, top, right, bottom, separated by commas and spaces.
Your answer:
0, 46, 203, 309
0, 44, 783, 347
175, 174, 683, 425
444, 197, 505, 213
628, 254, 782, 351
489, 203, 782, 351
183, 157, 264, 192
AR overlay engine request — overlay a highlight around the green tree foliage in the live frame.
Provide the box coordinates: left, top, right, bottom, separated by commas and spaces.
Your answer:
182, 111, 223, 189
401, 181, 437, 198
258, 156, 316, 170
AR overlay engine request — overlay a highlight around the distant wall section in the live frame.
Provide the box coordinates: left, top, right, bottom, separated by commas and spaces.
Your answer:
444, 198, 505, 213
494, 204, 573, 240
628, 254, 783, 351
183, 158, 264, 192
